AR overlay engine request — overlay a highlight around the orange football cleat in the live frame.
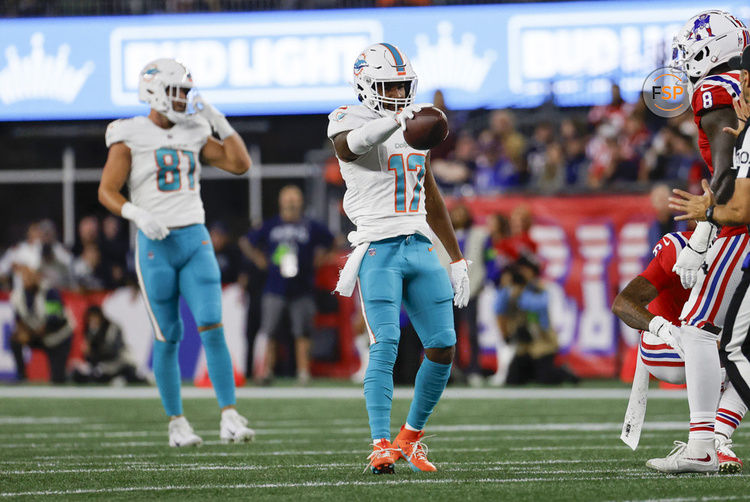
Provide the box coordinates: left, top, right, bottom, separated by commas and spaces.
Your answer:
365, 438, 397, 474
392, 426, 437, 472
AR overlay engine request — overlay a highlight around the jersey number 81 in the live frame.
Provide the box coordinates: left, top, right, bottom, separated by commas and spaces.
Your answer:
155, 147, 196, 192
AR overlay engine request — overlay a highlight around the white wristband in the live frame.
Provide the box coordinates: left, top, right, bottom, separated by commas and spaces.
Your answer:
688, 221, 717, 253
346, 116, 401, 155
648, 315, 668, 335
120, 201, 141, 221
212, 115, 236, 140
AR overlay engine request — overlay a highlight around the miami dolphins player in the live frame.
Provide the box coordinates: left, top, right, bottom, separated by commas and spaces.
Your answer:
328, 43, 470, 474
98, 58, 255, 447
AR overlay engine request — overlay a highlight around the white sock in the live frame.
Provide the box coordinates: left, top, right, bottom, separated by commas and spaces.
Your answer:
716, 380, 747, 440
222, 408, 238, 419
682, 325, 721, 444
404, 423, 420, 432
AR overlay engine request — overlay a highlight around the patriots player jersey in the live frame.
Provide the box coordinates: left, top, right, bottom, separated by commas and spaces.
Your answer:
105, 115, 211, 228
691, 70, 747, 238
640, 231, 693, 325
327, 104, 430, 240
692, 70, 742, 173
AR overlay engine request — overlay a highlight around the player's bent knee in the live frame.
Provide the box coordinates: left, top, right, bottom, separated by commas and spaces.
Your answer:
424, 345, 455, 365
161, 321, 184, 343
193, 302, 222, 328
372, 323, 400, 345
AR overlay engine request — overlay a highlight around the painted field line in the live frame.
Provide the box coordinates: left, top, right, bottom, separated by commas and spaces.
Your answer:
0, 416, 82, 425
511, 445, 668, 451
2, 456, 636, 466
0, 386, 687, 400
3, 465, 660, 476
0, 474, 711, 498
616, 497, 750, 502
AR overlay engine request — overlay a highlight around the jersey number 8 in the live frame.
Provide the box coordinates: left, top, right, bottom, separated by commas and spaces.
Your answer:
155, 148, 196, 192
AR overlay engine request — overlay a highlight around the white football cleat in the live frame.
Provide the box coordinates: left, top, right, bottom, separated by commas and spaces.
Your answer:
168, 416, 203, 447
646, 440, 718, 474
716, 436, 743, 474
220, 409, 256, 444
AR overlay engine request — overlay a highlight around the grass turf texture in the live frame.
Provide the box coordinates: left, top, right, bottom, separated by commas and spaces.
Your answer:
1, 388, 748, 501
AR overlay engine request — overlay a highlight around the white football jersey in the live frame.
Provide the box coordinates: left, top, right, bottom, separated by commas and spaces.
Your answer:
327, 104, 431, 241
105, 115, 212, 228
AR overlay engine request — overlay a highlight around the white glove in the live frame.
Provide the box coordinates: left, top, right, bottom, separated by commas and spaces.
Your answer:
194, 95, 235, 140
672, 245, 704, 289
396, 103, 433, 131
121, 202, 170, 241
672, 221, 715, 289
450, 258, 470, 308
648, 316, 685, 358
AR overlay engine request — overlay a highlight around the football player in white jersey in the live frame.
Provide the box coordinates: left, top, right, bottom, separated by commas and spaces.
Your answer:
328, 43, 470, 474
98, 58, 255, 447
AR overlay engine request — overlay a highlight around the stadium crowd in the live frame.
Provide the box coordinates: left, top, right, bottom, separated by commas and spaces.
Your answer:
0, 80, 706, 385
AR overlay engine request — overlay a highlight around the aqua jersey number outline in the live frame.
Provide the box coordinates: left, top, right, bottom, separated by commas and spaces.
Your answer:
388, 153, 426, 213
155, 147, 196, 192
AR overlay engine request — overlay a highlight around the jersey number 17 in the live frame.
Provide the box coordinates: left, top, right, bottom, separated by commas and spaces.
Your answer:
388, 153, 426, 213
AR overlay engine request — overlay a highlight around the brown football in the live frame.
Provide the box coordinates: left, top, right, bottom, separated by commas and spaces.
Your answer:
402, 106, 449, 150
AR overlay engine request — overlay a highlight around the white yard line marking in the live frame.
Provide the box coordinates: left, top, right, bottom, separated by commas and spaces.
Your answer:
0, 416, 82, 424
0, 475, 700, 498
0, 386, 688, 400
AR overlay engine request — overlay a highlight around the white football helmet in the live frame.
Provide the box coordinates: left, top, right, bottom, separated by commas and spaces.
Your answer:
671, 10, 750, 81
138, 58, 195, 123
353, 43, 417, 116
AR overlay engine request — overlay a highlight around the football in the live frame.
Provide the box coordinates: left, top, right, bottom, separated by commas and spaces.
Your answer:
402, 106, 449, 150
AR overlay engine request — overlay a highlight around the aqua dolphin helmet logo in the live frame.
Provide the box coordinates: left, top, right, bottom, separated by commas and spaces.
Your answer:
353, 53, 368, 76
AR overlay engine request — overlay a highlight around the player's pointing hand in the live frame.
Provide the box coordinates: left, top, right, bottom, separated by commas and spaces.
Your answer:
668, 179, 715, 222
723, 97, 750, 138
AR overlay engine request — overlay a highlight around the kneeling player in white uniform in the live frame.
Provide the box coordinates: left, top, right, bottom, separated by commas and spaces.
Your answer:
98, 58, 255, 446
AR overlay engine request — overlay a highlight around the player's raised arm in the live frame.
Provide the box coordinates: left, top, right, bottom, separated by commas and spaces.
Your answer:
330, 101, 424, 162
196, 97, 251, 175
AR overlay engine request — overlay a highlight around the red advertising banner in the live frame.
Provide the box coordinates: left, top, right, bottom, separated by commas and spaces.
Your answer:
461, 194, 656, 378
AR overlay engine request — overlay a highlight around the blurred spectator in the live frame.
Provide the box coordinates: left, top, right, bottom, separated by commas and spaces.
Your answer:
647, 183, 688, 250
241, 185, 334, 384
495, 257, 578, 385
37, 219, 74, 288
437, 204, 488, 386
587, 82, 632, 131
100, 215, 129, 287
72, 243, 107, 290
0, 221, 42, 290
484, 212, 511, 284
474, 110, 527, 192
430, 90, 457, 161
71, 306, 147, 384
10, 261, 73, 383
210, 222, 243, 284
431, 132, 477, 193
495, 205, 538, 264
72, 216, 99, 256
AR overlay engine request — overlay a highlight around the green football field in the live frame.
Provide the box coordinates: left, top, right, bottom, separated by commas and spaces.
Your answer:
1, 385, 748, 501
